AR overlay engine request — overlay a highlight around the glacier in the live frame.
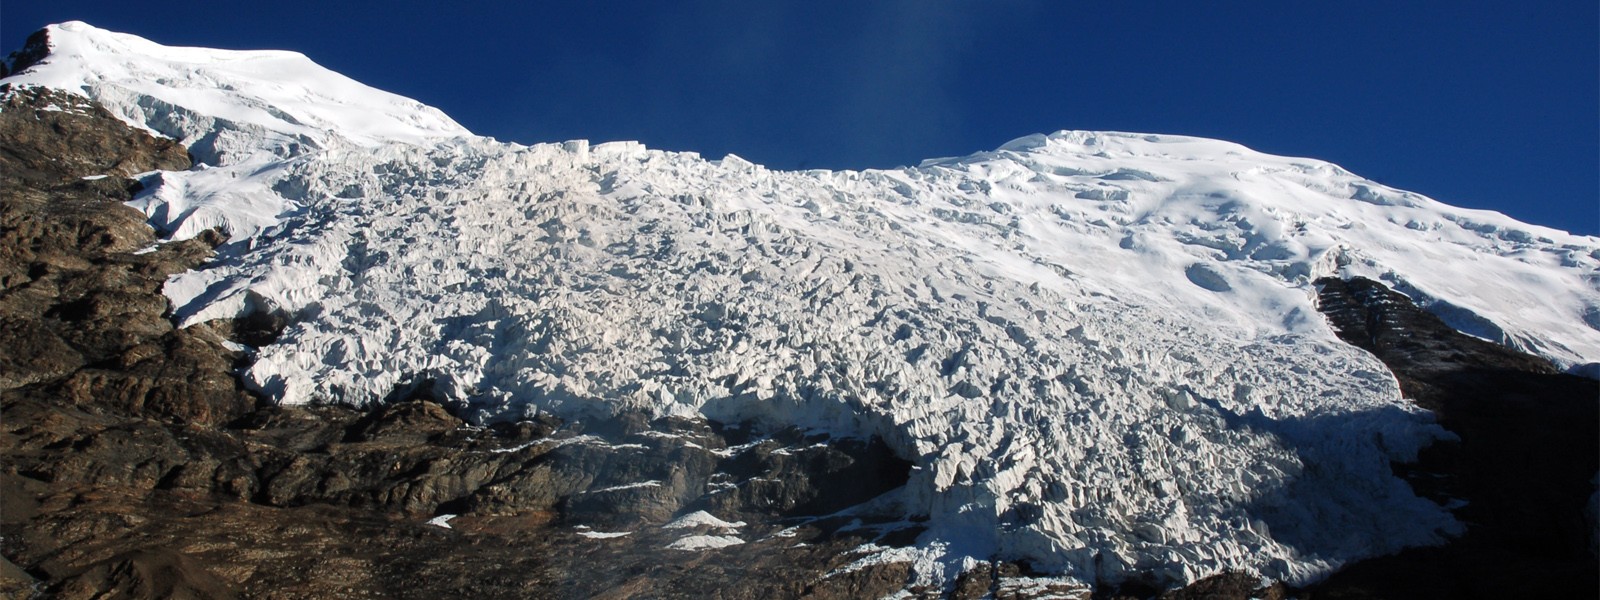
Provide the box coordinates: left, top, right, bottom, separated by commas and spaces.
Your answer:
6, 21, 1599, 590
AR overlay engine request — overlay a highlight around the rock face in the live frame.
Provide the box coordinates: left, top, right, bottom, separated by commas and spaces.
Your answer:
1302, 277, 1598, 598
0, 84, 243, 421
0, 30, 50, 79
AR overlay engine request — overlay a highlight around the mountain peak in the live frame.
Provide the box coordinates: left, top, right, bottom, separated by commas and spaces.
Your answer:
2, 21, 471, 166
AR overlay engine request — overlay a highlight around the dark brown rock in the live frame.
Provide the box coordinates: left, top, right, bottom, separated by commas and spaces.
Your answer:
52, 550, 239, 600
1159, 572, 1285, 600
0, 554, 38, 599
1300, 277, 1599, 599
0, 84, 191, 186
1, 29, 51, 79
694, 430, 911, 523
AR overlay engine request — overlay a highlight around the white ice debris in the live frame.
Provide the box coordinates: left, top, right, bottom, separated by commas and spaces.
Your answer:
666, 535, 746, 550
577, 530, 632, 539
586, 480, 662, 494
10, 21, 1600, 590
664, 511, 746, 531
770, 527, 800, 539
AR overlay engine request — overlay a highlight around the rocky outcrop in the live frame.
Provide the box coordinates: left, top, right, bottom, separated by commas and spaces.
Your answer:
0, 84, 233, 423
0, 31, 50, 79
1301, 277, 1598, 598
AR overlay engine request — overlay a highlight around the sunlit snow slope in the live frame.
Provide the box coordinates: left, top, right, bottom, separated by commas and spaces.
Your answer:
2, 21, 470, 241
7, 21, 1599, 589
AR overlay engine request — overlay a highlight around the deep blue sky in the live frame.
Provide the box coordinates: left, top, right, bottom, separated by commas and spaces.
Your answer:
6, 1, 1596, 235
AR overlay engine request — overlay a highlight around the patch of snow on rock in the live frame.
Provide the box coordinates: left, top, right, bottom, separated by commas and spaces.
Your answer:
666, 535, 746, 551
587, 480, 662, 494
664, 510, 746, 531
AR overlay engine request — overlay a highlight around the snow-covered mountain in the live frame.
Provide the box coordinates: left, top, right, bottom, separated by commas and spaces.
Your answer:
1, 21, 468, 166
6, 21, 1598, 590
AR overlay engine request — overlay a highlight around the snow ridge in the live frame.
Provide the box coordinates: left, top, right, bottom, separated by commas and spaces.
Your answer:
9, 22, 1600, 591
2, 22, 472, 242
2, 22, 468, 166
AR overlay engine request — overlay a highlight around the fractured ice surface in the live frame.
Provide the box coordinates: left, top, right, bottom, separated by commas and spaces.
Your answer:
133, 135, 1500, 586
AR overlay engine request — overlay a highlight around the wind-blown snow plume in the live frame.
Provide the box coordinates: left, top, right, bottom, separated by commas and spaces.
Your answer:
7, 21, 1598, 589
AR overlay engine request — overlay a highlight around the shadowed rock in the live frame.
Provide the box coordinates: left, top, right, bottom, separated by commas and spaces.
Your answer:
1300, 277, 1598, 599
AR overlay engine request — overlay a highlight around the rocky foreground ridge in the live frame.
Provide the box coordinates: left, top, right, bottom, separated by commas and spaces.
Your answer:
0, 30, 1595, 600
